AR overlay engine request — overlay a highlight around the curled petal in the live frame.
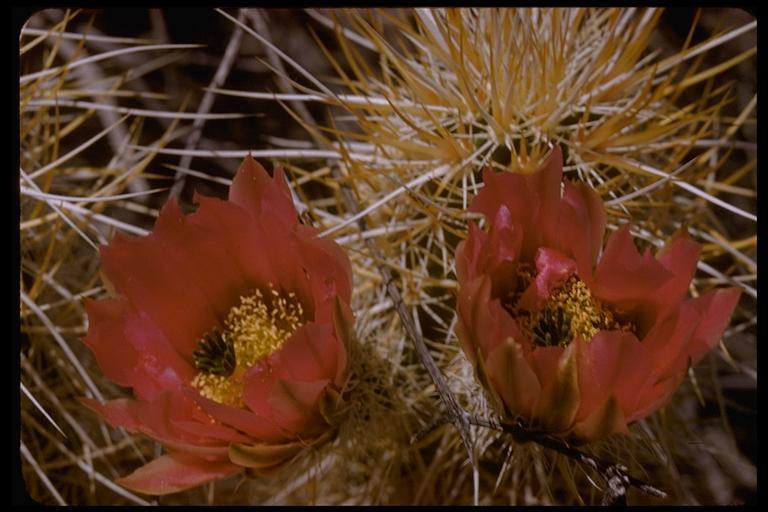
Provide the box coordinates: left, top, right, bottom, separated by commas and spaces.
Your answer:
117, 453, 240, 496
456, 209, 523, 299
229, 156, 297, 227
228, 440, 306, 471
457, 276, 530, 364
517, 248, 577, 312
484, 206, 524, 298
318, 386, 344, 425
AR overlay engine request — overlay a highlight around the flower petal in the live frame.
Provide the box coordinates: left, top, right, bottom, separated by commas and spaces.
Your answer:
80, 397, 144, 430
484, 338, 541, 417
331, 297, 353, 386
228, 440, 306, 471
117, 453, 240, 496
575, 331, 653, 420
532, 343, 580, 432
185, 389, 288, 444
456, 277, 488, 366
470, 147, 563, 262
83, 298, 195, 401
572, 395, 627, 441
628, 374, 683, 422
685, 287, 741, 364
545, 181, 605, 282
456, 222, 486, 284
241, 322, 339, 430
456, 208, 523, 300
189, 193, 349, 325
268, 378, 329, 435
457, 276, 531, 365
640, 302, 699, 384
170, 419, 252, 445
650, 229, 701, 320
484, 206, 524, 298
271, 321, 340, 382
318, 386, 344, 425
229, 157, 297, 227
152, 196, 248, 318
82, 391, 222, 444
190, 194, 318, 309
83, 299, 140, 389
294, 224, 354, 322
99, 233, 221, 360
592, 225, 673, 323
81, 395, 240, 461
189, 195, 283, 289
516, 247, 577, 312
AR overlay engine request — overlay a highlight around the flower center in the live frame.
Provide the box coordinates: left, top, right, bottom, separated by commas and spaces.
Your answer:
191, 286, 304, 407
512, 270, 633, 347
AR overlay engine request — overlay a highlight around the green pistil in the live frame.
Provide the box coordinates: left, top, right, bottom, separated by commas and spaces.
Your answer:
531, 305, 572, 348
193, 328, 236, 376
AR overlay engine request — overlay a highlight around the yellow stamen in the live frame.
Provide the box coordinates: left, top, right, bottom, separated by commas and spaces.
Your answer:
515, 274, 633, 347
191, 286, 304, 407
191, 372, 245, 407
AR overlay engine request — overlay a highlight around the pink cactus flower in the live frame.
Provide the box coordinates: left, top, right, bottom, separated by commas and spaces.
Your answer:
456, 147, 741, 440
82, 156, 353, 494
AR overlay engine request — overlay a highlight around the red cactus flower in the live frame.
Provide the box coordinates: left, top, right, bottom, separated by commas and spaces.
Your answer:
82, 156, 354, 495
456, 147, 741, 440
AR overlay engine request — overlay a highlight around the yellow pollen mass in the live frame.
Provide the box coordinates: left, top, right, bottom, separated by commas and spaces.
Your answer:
191, 286, 304, 407
191, 372, 245, 407
545, 277, 608, 341
514, 274, 633, 347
